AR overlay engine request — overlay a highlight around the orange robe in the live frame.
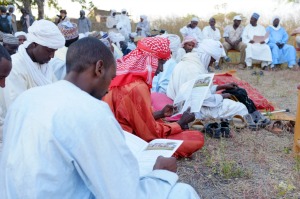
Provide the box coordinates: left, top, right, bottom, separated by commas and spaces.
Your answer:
104, 79, 204, 157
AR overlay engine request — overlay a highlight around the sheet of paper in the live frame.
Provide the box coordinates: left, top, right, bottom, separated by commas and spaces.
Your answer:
173, 73, 214, 115
253, 32, 269, 43
124, 131, 183, 176
138, 139, 183, 176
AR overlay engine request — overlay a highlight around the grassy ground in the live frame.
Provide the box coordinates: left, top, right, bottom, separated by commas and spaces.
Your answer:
177, 63, 300, 198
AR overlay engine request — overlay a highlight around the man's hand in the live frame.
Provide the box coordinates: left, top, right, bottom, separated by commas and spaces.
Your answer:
249, 40, 255, 44
153, 156, 177, 173
217, 82, 238, 91
221, 93, 232, 99
113, 25, 116, 28
177, 107, 195, 129
260, 41, 265, 44
279, 43, 284, 49
161, 104, 174, 117
137, 27, 141, 31
186, 24, 191, 28
234, 40, 240, 47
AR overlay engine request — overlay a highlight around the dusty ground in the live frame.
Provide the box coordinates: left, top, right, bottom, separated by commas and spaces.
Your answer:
178, 65, 300, 198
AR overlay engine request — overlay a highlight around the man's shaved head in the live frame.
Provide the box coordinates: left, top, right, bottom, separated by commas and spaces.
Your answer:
66, 37, 115, 73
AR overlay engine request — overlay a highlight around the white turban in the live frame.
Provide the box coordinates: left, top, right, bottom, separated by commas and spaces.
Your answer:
15, 31, 27, 38
7, 5, 15, 13
191, 17, 199, 22
159, 34, 181, 56
272, 15, 281, 23
23, 19, 65, 49
111, 9, 116, 16
197, 39, 223, 68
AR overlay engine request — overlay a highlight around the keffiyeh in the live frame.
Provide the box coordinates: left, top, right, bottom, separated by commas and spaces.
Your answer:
110, 37, 171, 88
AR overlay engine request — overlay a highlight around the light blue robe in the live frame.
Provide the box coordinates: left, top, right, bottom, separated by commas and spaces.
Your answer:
152, 58, 177, 93
266, 26, 296, 67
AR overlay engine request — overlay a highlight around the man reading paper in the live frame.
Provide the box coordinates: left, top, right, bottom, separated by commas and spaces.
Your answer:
242, 12, 272, 70
0, 37, 200, 199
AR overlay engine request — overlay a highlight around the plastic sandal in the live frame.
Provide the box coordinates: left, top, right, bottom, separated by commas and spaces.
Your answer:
250, 110, 271, 128
204, 122, 221, 139
220, 121, 230, 138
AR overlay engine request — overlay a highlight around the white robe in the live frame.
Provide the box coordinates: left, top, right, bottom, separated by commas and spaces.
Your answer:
167, 53, 248, 119
242, 24, 272, 66
202, 26, 221, 41
118, 14, 131, 37
3, 47, 57, 109
0, 80, 200, 199
180, 26, 203, 43
106, 16, 119, 33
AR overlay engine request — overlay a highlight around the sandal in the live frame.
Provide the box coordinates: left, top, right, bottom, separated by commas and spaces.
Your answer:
266, 120, 283, 134
232, 115, 246, 129
250, 110, 271, 128
204, 122, 221, 139
220, 121, 231, 138
190, 119, 204, 131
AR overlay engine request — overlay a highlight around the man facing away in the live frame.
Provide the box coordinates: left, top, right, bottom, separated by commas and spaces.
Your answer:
242, 12, 272, 70
0, 37, 200, 199
180, 17, 203, 43
266, 16, 298, 71
222, 15, 247, 69
3, 19, 65, 108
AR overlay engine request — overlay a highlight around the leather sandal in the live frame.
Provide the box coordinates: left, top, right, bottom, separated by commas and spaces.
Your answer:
232, 115, 246, 130
190, 119, 204, 131
220, 121, 231, 138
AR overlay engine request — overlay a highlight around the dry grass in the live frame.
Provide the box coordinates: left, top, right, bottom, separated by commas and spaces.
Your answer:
177, 63, 300, 198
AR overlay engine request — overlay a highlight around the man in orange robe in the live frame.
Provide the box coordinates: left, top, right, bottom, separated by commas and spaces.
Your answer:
104, 36, 204, 157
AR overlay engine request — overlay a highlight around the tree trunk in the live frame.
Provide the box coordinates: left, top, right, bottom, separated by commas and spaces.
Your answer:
22, 0, 32, 15
36, 0, 44, 19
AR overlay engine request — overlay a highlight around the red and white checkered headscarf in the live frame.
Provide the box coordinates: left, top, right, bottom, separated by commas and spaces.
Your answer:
110, 37, 171, 88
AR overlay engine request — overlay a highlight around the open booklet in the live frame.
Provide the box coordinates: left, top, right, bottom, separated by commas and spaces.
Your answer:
172, 73, 214, 116
253, 31, 269, 43
124, 131, 183, 176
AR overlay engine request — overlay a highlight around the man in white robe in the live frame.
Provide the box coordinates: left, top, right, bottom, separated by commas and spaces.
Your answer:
106, 9, 119, 33
242, 13, 272, 69
202, 17, 231, 69
0, 37, 200, 199
0, 45, 12, 150
3, 19, 65, 108
117, 8, 131, 39
136, 15, 150, 37
152, 34, 181, 93
167, 41, 248, 119
180, 17, 203, 43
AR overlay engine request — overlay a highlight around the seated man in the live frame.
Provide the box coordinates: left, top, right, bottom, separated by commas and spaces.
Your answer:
3, 19, 65, 108
179, 17, 203, 43
0, 37, 200, 199
242, 13, 272, 70
167, 41, 248, 120
223, 15, 247, 69
175, 35, 197, 63
152, 34, 181, 93
0, 45, 12, 144
202, 17, 231, 69
266, 16, 298, 70
104, 37, 204, 158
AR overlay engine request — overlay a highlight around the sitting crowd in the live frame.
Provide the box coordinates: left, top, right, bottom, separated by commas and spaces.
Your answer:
0, 10, 296, 198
